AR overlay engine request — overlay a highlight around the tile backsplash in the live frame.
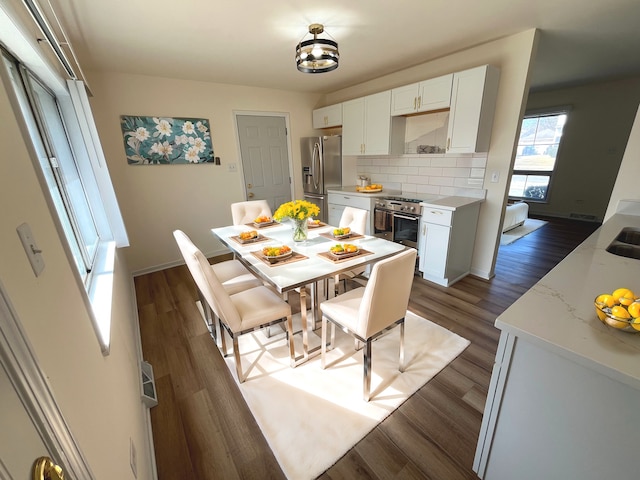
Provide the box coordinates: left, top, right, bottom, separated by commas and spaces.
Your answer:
354, 153, 488, 198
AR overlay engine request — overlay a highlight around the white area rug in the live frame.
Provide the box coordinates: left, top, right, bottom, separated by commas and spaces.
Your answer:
500, 218, 548, 245
222, 311, 470, 479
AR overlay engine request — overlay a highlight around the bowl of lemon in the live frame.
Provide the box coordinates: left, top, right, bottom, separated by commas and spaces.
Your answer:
594, 287, 640, 333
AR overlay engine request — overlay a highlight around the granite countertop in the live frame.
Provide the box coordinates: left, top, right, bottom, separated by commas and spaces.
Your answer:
327, 186, 485, 208
495, 201, 640, 389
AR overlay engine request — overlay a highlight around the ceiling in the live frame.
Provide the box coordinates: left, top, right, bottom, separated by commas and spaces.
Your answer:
50, 0, 640, 95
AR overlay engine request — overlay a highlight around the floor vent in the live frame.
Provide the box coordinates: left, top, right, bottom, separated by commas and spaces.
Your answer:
569, 213, 597, 221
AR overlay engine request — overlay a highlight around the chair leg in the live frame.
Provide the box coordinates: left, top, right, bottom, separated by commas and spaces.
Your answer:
233, 335, 244, 383
220, 319, 229, 356
363, 339, 372, 402
399, 320, 405, 372
321, 316, 328, 369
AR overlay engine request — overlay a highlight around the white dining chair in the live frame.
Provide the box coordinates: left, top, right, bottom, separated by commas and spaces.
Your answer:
231, 199, 272, 225
173, 230, 263, 342
332, 206, 369, 296
320, 248, 417, 401
174, 230, 293, 383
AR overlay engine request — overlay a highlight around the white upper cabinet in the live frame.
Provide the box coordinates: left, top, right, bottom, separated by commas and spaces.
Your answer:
446, 65, 500, 154
391, 74, 453, 116
312, 104, 342, 129
343, 91, 398, 155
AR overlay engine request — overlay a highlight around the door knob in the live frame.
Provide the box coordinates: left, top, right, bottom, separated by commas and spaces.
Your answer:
33, 457, 65, 480
247, 183, 253, 189
248, 192, 255, 198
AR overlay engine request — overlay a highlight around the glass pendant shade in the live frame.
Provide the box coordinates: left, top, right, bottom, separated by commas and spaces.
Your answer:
296, 24, 339, 73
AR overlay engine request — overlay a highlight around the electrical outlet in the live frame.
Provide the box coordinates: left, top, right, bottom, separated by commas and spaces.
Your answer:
227, 163, 237, 172
490, 171, 499, 183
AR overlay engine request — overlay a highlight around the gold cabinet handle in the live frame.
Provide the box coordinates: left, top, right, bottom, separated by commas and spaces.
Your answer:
417, 95, 422, 109
33, 457, 64, 480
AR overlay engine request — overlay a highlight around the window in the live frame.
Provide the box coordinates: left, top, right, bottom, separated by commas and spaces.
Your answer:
509, 111, 568, 202
1, 40, 127, 354
3, 52, 99, 282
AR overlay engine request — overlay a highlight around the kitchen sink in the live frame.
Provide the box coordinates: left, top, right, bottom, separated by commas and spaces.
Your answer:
606, 227, 640, 259
613, 227, 640, 245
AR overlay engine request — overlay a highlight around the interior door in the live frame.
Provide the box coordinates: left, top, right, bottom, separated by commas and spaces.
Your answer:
0, 283, 93, 479
236, 115, 292, 212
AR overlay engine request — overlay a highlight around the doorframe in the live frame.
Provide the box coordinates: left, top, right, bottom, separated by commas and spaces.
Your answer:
0, 279, 95, 479
232, 111, 295, 202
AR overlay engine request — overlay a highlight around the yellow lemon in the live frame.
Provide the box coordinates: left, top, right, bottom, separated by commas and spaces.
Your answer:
612, 288, 635, 306
631, 317, 640, 332
596, 294, 616, 308
611, 305, 631, 319
627, 302, 640, 318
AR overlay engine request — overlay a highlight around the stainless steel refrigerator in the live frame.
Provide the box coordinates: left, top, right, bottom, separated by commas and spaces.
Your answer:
301, 135, 342, 222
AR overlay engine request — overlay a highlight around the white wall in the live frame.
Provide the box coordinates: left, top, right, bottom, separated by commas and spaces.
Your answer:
606, 104, 640, 219
0, 73, 153, 478
324, 29, 540, 279
526, 77, 640, 221
87, 72, 322, 273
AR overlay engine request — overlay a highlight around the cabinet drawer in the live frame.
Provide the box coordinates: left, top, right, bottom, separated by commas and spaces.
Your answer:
421, 207, 452, 226
327, 193, 372, 210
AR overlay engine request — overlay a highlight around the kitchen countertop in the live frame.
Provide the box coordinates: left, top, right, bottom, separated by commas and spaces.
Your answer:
420, 195, 484, 210
327, 186, 486, 209
327, 186, 401, 198
495, 200, 640, 389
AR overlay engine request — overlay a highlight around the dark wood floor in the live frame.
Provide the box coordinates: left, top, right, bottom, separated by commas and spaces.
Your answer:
135, 216, 600, 480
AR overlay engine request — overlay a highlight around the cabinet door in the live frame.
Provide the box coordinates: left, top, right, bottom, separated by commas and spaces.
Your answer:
417, 73, 453, 112
364, 90, 392, 155
342, 98, 365, 155
328, 204, 345, 227
391, 83, 419, 116
447, 65, 499, 154
312, 104, 342, 129
422, 223, 451, 278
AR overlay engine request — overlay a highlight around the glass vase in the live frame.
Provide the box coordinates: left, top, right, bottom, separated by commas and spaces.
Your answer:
292, 217, 308, 242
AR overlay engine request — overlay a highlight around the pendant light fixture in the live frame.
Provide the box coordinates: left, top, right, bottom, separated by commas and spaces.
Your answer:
295, 23, 339, 73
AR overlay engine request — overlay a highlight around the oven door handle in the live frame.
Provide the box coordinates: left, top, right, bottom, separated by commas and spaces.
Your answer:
394, 214, 420, 221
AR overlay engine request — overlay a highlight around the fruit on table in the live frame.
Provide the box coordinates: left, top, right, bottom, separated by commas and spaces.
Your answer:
330, 243, 357, 254
254, 215, 271, 223
262, 245, 291, 257
333, 227, 351, 236
239, 230, 258, 240
308, 219, 321, 225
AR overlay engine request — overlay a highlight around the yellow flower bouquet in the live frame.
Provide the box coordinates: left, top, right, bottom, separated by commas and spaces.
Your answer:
273, 200, 320, 242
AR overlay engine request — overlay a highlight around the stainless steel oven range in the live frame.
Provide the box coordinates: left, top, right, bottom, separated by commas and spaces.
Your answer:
373, 196, 423, 249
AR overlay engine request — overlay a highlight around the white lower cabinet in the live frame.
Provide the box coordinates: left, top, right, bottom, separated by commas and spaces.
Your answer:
419, 201, 480, 286
327, 192, 375, 234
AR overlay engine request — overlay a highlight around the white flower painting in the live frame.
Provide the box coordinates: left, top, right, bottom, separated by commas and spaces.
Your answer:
120, 115, 215, 165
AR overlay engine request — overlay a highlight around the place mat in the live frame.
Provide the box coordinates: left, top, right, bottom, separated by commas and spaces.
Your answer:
317, 248, 373, 263
319, 231, 365, 241
230, 234, 271, 245
251, 250, 309, 267
245, 221, 280, 229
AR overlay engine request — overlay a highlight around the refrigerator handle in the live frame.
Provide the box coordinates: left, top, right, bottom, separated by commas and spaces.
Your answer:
312, 142, 320, 190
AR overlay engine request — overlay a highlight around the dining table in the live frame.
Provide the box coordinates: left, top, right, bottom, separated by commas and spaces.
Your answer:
211, 219, 407, 366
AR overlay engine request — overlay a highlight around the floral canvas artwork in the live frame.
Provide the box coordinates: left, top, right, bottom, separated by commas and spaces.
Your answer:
120, 115, 215, 165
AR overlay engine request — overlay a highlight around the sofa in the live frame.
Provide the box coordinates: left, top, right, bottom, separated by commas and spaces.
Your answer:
502, 202, 529, 233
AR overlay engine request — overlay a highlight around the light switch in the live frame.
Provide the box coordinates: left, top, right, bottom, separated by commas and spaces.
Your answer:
490, 171, 500, 183
16, 222, 45, 276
